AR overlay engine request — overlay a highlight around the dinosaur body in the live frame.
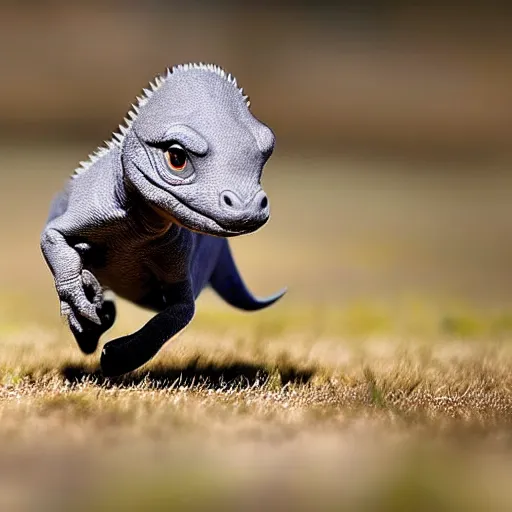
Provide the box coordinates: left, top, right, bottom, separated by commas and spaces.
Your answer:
41, 63, 284, 376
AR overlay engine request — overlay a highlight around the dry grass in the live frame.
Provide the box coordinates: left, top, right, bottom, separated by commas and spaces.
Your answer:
2, 150, 512, 510
2, 297, 512, 511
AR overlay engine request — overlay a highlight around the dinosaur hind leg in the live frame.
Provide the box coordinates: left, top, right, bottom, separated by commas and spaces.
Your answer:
100, 281, 194, 377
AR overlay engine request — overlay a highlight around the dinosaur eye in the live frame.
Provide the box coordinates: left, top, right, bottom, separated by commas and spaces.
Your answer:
165, 144, 187, 172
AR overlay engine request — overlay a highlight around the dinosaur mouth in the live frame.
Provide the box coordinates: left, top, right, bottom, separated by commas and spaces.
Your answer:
133, 163, 252, 236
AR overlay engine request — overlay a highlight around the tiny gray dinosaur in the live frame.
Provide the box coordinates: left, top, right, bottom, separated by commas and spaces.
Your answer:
41, 63, 285, 376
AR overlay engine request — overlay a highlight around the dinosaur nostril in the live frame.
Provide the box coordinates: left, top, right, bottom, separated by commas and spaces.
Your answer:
223, 195, 233, 207
260, 196, 268, 209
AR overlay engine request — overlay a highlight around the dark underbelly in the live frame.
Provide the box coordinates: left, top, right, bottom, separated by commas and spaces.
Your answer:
77, 241, 163, 303
76, 227, 200, 307
89, 261, 156, 303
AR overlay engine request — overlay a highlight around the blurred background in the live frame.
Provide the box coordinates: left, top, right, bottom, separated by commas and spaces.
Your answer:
0, 0, 511, 153
1, 0, 511, 156
1, 3, 512, 511
1, 0, 512, 310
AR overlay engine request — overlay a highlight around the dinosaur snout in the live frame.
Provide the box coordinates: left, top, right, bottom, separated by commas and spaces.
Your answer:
218, 189, 269, 233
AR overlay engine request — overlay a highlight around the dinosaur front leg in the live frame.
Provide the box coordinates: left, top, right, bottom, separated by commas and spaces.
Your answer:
100, 281, 195, 376
41, 227, 116, 353
59, 271, 116, 354
41, 226, 102, 324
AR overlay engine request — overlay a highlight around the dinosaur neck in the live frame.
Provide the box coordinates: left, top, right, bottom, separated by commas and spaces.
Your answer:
113, 148, 177, 240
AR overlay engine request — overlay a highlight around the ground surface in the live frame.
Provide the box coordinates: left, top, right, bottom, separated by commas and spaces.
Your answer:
1, 148, 512, 511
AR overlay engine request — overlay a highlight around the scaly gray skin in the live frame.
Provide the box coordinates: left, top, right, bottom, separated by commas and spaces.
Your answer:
40, 63, 285, 377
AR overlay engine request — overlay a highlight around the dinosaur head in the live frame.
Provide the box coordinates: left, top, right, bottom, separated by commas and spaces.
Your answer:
119, 64, 275, 237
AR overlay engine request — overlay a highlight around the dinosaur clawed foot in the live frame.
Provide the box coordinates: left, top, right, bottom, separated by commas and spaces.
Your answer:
68, 299, 117, 354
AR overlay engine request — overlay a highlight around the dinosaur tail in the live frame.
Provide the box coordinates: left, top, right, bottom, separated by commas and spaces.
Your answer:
209, 240, 286, 311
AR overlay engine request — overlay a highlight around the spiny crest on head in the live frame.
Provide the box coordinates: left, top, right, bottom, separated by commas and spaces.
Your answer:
73, 63, 250, 177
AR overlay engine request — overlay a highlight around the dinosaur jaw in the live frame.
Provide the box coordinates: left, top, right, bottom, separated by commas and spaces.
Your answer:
132, 164, 258, 238
164, 199, 259, 238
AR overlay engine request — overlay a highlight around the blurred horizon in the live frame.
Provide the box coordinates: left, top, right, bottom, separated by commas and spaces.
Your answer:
1, 1, 511, 161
